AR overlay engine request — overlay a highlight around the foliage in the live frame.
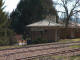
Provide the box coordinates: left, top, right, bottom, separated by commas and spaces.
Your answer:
10, 0, 57, 34
0, 0, 16, 46
32, 38, 49, 44
59, 38, 80, 43
40, 0, 57, 15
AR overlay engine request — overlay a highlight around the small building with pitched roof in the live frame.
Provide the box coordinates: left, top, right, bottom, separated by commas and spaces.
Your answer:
26, 16, 80, 43
27, 18, 63, 42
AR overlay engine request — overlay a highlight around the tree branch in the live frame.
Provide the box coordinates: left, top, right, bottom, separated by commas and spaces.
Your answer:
73, 10, 80, 14
57, 11, 66, 13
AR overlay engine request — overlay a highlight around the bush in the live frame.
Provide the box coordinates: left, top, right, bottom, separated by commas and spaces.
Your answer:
32, 38, 49, 44
0, 38, 9, 46
0, 35, 17, 46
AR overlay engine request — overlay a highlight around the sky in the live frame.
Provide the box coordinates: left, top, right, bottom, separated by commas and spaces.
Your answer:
3, 0, 80, 17
3, 0, 20, 13
3, 0, 65, 13
4, 0, 54, 13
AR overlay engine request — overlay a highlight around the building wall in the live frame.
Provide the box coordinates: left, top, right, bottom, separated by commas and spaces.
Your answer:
59, 28, 74, 39
31, 29, 57, 42
74, 29, 80, 38
29, 27, 80, 43
59, 28, 80, 39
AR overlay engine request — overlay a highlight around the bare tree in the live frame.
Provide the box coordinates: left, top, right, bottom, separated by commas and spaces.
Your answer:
53, 0, 80, 27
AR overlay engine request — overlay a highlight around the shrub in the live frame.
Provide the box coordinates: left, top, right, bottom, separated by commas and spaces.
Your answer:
32, 38, 48, 44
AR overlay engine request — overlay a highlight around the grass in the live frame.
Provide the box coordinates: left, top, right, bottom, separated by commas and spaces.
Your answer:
0, 45, 25, 50
59, 38, 80, 43
0, 38, 80, 50
59, 38, 80, 48
53, 55, 80, 60
70, 45, 80, 48
32, 55, 80, 60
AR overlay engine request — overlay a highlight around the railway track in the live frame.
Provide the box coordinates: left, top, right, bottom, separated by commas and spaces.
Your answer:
24, 48, 80, 60
0, 41, 80, 55
1, 46, 80, 60
0, 41, 80, 60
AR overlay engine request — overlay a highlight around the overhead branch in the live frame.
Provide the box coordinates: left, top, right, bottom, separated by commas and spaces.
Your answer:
71, 0, 80, 11
69, 0, 80, 17
73, 10, 80, 14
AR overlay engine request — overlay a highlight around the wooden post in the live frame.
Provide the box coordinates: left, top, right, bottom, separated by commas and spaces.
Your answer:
55, 29, 58, 42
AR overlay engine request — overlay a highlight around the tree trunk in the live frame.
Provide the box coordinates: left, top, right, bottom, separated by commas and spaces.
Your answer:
65, 15, 70, 27
56, 15, 59, 23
